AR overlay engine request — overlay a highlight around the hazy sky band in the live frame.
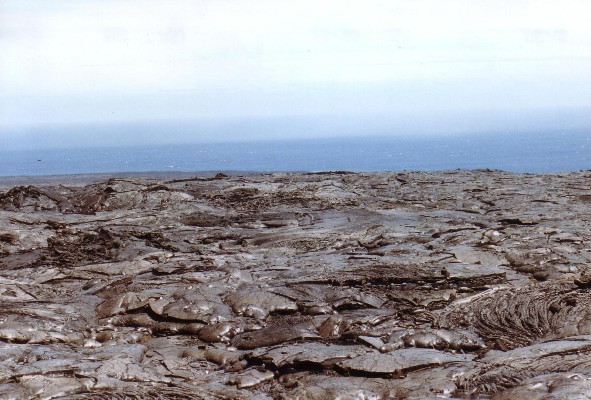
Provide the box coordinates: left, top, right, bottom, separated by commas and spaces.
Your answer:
1, 0, 590, 132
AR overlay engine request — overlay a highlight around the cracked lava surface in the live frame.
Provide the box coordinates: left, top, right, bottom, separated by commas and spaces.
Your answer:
1, 170, 591, 399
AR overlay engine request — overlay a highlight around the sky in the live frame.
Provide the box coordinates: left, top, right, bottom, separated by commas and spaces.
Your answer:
1, 0, 590, 144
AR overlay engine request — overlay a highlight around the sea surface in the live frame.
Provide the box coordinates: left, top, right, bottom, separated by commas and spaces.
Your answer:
1, 130, 589, 177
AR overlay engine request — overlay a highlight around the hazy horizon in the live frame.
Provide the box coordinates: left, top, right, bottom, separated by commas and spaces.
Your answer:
1, 0, 590, 148
1, 106, 589, 151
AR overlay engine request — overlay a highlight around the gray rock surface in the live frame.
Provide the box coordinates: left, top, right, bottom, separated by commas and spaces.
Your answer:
1, 170, 590, 398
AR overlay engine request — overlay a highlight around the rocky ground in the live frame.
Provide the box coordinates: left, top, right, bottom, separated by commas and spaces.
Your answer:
1, 170, 591, 399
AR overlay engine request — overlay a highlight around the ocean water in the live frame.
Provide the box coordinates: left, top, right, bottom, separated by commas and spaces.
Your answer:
1, 130, 589, 177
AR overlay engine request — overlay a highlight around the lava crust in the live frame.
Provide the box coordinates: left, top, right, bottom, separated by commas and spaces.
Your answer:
0, 170, 590, 399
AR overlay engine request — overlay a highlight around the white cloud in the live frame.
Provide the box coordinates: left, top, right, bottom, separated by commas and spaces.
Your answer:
0, 0, 590, 127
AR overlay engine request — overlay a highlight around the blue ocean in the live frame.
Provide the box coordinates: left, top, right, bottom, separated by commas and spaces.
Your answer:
1, 130, 589, 177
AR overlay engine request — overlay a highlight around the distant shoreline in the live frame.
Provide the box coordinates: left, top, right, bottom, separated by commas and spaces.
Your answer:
0, 171, 238, 187
1, 169, 585, 188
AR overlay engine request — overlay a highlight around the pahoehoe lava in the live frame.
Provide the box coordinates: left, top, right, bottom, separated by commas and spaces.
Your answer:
0, 170, 590, 399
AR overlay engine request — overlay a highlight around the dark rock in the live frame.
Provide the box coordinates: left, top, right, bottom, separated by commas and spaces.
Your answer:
1, 171, 590, 398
